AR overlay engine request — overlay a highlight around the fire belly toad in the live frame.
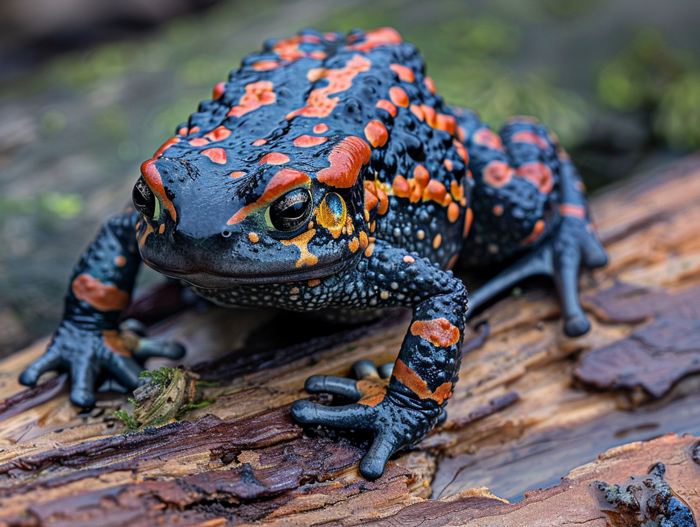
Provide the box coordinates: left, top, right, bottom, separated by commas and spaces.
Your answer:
19, 28, 607, 480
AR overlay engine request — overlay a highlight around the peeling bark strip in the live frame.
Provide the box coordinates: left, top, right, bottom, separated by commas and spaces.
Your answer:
3, 157, 700, 524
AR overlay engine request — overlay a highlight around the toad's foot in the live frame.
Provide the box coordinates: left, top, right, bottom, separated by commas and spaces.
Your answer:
291, 360, 444, 480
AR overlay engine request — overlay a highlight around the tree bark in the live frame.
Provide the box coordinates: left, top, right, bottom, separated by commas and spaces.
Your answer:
1, 156, 700, 526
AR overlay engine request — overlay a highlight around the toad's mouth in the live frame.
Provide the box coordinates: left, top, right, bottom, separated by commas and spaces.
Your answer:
145, 259, 351, 289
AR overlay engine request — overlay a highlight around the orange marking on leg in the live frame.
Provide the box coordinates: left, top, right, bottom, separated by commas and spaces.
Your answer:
317, 136, 371, 188
228, 169, 310, 225
410, 318, 460, 347
140, 159, 177, 221
447, 202, 460, 222
393, 359, 453, 404
516, 162, 553, 194
281, 229, 318, 267
390, 63, 415, 82
203, 148, 227, 164
313, 123, 329, 134
364, 120, 388, 147
286, 55, 372, 120
72, 274, 129, 311
463, 208, 473, 237
559, 203, 586, 219
356, 379, 388, 407
389, 86, 409, 107
227, 81, 276, 118
473, 128, 503, 150
259, 152, 290, 165
212, 82, 226, 99
483, 161, 513, 188
102, 331, 132, 357
521, 219, 546, 245
376, 99, 397, 117
294, 135, 328, 147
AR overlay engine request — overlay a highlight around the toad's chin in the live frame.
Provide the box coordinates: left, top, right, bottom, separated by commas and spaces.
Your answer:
144, 259, 351, 289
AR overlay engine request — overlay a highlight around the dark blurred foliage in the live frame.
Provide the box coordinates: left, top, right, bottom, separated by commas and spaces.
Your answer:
0, 0, 699, 354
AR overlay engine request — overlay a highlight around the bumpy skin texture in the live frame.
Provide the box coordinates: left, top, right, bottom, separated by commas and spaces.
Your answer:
20, 28, 606, 479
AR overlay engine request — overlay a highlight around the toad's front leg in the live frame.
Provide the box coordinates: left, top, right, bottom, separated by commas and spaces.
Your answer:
291, 240, 467, 480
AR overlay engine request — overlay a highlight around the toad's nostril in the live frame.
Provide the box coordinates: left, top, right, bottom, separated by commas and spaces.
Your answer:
132, 177, 157, 219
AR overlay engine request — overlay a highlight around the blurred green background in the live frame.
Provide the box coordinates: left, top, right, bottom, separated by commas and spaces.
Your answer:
1, 0, 699, 356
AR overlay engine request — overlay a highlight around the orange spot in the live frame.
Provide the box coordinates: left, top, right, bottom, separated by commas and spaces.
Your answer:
281, 229, 318, 268
410, 104, 424, 121
389, 86, 409, 107
493, 205, 504, 216
205, 126, 231, 142
140, 159, 177, 221
253, 139, 267, 146
516, 162, 553, 194
413, 165, 430, 187
364, 243, 375, 257
473, 128, 503, 150
102, 331, 132, 357
435, 113, 456, 135
230, 171, 246, 179
392, 175, 411, 198
560, 203, 586, 219
364, 120, 388, 147
432, 234, 442, 249
512, 130, 549, 149
423, 180, 447, 203
410, 318, 460, 347
575, 180, 586, 193
317, 136, 371, 188
139, 222, 154, 249
227, 81, 276, 118
294, 135, 328, 147
248, 232, 259, 243
447, 202, 460, 223
72, 274, 129, 311
393, 359, 453, 404
390, 63, 415, 82
483, 161, 513, 188
376, 99, 397, 117
424, 76, 436, 94
463, 208, 473, 237
457, 126, 467, 143
356, 379, 388, 407
444, 159, 453, 171
114, 255, 127, 267
450, 180, 464, 202
309, 51, 327, 60
158, 224, 165, 234
403, 255, 415, 263
348, 237, 360, 252
346, 27, 403, 52
453, 140, 468, 163
212, 82, 226, 99
177, 127, 188, 136
189, 126, 200, 134
521, 219, 546, 245
446, 254, 459, 270
364, 182, 379, 212
252, 60, 279, 71
228, 168, 310, 225
308, 279, 321, 287
189, 138, 209, 147
286, 55, 372, 120
153, 137, 180, 157
313, 123, 329, 134
203, 148, 227, 164
359, 231, 369, 249
259, 152, 290, 165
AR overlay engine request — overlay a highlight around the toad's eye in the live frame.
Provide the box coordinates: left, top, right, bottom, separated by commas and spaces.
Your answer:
269, 188, 313, 232
132, 176, 158, 219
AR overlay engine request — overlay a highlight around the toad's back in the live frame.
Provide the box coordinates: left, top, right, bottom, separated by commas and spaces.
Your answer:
159, 27, 472, 269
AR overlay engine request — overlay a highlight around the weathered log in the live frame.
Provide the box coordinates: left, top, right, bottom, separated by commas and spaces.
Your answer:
2, 156, 700, 526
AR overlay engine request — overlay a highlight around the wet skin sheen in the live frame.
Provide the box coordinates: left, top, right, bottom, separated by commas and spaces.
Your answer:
19, 28, 607, 480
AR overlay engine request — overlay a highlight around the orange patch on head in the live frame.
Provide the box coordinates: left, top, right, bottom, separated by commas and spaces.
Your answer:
259, 152, 290, 165
473, 128, 503, 150
230, 171, 246, 179
463, 208, 473, 237
203, 148, 227, 164
411, 318, 460, 347
392, 359, 453, 404
521, 219, 546, 245
205, 126, 231, 142
227, 80, 276, 118
294, 135, 328, 147
228, 168, 310, 225
286, 55, 372, 120
389, 86, 409, 107
376, 99, 397, 117
364, 120, 388, 147
153, 137, 180, 157
72, 274, 130, 311
512, 130, 550, 149
516, 162, 553, 194
140, 159, 177, 221
483, 161, 513, 188
212, 82, 226, 99
313, 123, 329, 134
424, 76, 436, 94
560, 203, 586, 219
390, 63, 415, 82
447, 202, 460, 223
281, 229, 318, 267
317, 136, 371, 188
